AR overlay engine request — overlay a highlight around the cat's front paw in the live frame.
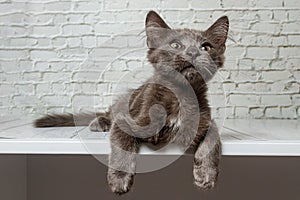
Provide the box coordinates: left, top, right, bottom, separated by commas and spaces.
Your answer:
193, 165, 218, 190
89, 117, 110, 132
182, 68, 200, 83
107, 168, 134, 195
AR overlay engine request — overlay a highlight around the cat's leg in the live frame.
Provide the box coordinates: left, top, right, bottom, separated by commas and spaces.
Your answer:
107, 123, 139, 195
193, 120, 221, 190
89, 114, 111, 132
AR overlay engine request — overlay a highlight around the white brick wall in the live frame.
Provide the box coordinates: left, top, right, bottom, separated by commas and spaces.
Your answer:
0, 0, 299, 119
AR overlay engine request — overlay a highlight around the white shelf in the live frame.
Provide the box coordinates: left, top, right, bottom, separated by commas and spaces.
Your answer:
0, 118, 299, 156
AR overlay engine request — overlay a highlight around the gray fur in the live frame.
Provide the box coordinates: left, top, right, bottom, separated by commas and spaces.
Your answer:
34, 11, 229, 195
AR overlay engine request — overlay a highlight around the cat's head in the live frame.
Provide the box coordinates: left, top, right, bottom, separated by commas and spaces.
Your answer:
146, 11, 229, 84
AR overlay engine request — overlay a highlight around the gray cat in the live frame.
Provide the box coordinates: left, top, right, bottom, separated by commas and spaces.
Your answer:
35, 11, 229, 195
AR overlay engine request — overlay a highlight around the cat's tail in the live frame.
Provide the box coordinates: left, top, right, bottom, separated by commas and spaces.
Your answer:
34, 112, 104, 127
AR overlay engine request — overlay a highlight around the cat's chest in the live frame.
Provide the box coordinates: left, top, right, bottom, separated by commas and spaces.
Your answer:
168, 116, 182, 131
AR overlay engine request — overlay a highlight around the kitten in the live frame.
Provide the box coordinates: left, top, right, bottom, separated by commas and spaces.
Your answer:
35, 11, 229, 194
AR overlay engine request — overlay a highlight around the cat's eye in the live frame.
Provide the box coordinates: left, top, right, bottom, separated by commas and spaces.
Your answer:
200, 43, 212, 51
170, 42, 182, 49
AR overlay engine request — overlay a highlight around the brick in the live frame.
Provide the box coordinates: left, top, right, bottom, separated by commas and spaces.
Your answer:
62, 24, 93, 36
10, 38, 37, 47
273, 10, 288, 21
288, 10, 300, 21
81, 83, 98, 94
94, 23, 140, 35
30, 50, 57, 60
235, 107, 249, 118
0, 26, 27, 37
209, 94, 226, 107
73, 2, 102, 11
229, 95, 258, 106
282, 22, 300, 33
35, 61, 63, 71
19, 60, 33, 71
35, 38, 52, 47
261, 71, 291, 81
256, 10, 274, 21
288, 35, 300, 46
22, 72, 41, 82
286, 59, 300, 69
105, 0, 128, 9
52, 37, 67, 47
284, 0, 299, 7
0, 61, 18, 72
115, 11, 145, 22
103, 71, 126, 82
265, 107, 281, 118
294, 71, 300, 79
0, 84, 15, 94
222, 0, 249, 7
256, 35, 273, 47
67, 37, 81, 48
191, 0, 221, 8
89, 47, 121, 59
249, 107, 265, 118
269, 81, 285, 92
0, 50, 28, 59
33, 14, 53, 25
44, 2, 72, 12
127, 0, 160, 9
66, 14, 85, 23
254, 0, 283, 7
42, 95, 70, 106
72, 95, 97, 107
43, 72, 70, 82
272, 36, 288, 46
279, 47, 300, 57
261, 95, 291, 105
281, 106, 297, 119
82, 36, 97, 48
254, 82, 269, 92
292, 94, 300, 104
240, 33, 257, 45
235, 83, 254, 91
32, 26, 60, 36
36, 84, 51, 94
15, 84, 34, 95
73, 71, 102, 82
161, 0, 189, 8
59, 48, 87, 59
251, 22, 281, 34
270, 59, 287, 70
246, 47, 276, 59
13, 95, 39, 106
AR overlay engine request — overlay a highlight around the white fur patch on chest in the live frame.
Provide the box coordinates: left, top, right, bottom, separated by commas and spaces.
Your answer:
169, 117, 182, 131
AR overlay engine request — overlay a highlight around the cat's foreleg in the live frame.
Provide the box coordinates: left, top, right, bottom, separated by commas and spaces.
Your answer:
193, 120, 221, 190
107, 123, 139, 195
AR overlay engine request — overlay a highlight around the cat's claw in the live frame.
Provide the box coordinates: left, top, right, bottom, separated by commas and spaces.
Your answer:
107, 169, 134, 195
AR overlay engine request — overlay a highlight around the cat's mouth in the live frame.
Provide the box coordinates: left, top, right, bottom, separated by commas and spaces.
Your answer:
179, 62, 195, 73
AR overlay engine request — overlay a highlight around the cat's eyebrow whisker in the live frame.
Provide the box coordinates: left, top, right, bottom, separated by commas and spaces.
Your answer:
138, 29, 146, 36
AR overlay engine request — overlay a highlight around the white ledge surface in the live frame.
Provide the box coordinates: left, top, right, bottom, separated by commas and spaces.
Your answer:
0, 118, 299, 156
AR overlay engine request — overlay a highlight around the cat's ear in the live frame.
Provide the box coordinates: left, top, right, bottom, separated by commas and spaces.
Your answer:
146, 11, 170, 30
145, 11, 171, 48
204, 16, 229, 46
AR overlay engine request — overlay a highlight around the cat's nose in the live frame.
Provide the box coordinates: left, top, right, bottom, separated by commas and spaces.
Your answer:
186, 46, 200, 59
